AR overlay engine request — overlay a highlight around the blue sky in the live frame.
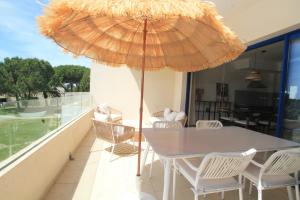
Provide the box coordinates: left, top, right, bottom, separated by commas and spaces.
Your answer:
0, 0, 91, 67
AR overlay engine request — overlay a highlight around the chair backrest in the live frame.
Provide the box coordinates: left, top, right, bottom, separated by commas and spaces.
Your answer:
93, 119, 114, 143
197, 149, 256, 180
196, 120, 223, 129
261, 148, 300, 176
153, 121, 183, 129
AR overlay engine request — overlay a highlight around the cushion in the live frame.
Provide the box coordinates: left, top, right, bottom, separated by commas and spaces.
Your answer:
94, 112, 110, 122
163, 108, 172, 118
165, 112, 177, 121
243, 163, 296, 188
175, 111, 186, 121
97, 103, 110, 114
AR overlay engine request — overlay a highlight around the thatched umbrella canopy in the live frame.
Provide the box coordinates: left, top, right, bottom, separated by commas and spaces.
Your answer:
38, 0, 246, 176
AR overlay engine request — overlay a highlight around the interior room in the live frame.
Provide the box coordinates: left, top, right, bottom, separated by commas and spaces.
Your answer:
188, 41, 284, 135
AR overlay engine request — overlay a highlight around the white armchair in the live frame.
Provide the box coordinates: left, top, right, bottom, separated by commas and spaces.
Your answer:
244, 148, 300, 200
94, 104, 122, 122
173, 149, 256, 200
196, 120, 223, 129
150, 108, 187, 126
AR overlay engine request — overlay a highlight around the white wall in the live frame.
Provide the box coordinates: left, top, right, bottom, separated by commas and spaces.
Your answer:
220, 0, 300, 44
90, 64, 185, 120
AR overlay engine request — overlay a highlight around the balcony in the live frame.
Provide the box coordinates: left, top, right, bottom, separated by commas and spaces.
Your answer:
44, 128, 291, 200
0, 97, 296, 200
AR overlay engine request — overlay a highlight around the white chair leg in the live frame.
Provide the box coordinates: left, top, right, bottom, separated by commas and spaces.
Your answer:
238, 175, 243, 200
149, 151, 155, 178
258, 189, 262, 200
172, 160, 176, 200
221, 191, 224, 199
238, 174, 244, 200
295, 185, 300, 200
249, 182, 253, 195
239, 188, 243, 200
287, 186, 294, 200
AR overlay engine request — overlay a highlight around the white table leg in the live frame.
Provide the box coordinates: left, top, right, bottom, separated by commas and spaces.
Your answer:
141, 143, 150, 174
287, 186, 294, 200
163, 158, 172, 200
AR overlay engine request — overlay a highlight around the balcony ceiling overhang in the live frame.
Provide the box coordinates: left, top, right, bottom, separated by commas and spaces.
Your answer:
210, 0, 300, 44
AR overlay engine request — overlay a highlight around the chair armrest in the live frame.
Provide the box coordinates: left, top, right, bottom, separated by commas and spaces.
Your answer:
113, 124, 135, 131
112, 124, 135, 136
152, 111, 164, 117
182, 158, 199, 172
110, 123, 135, 143
109, 106, 122, 115
250, 160, 264, 168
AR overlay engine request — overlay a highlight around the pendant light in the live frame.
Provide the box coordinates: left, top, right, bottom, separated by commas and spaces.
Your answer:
245, 49, 262, 81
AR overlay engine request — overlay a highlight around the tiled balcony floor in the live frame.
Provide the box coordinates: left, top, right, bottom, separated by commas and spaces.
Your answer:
44, 130, 294, 200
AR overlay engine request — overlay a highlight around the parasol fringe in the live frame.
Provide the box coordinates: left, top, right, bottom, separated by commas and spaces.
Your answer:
37, 0, 246, 72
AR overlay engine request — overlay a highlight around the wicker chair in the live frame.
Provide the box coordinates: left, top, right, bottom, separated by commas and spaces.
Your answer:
151, 110, 187, 126
92, 119, 135, 160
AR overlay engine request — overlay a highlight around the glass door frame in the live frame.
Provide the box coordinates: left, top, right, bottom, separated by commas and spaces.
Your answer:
185, 29, 300, 137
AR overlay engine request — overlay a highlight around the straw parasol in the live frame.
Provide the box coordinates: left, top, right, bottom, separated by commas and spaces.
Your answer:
38, 0, 246, 176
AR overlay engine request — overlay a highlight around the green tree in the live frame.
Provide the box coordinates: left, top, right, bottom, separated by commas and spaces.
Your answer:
80, 70, 90, 91
0, 57, 24, 101
54, 65, 90, 92
0, 62, 6, 94
0, 57, 59, 102
17, 58, 55, 99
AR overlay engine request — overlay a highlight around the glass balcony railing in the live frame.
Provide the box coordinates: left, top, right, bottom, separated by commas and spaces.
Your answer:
0, 93, 93, 164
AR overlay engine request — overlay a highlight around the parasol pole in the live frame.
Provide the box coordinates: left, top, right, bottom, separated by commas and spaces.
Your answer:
137, 18, 148, 176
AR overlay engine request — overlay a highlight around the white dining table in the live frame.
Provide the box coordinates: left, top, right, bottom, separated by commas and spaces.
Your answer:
142, 126, 300, 200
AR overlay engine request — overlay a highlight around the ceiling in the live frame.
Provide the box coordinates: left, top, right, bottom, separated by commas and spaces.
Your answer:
209, 0, 258, 19
227, 41, 284, 72
209, 0, 243, 17
241, 41, 284, 62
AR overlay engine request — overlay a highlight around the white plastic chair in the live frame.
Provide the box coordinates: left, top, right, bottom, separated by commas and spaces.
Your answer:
196, 120, 223, 129
144, 121, 183, 177
244, 148, 300, 200
173, 149, 256, 200
194, 120, 224, 198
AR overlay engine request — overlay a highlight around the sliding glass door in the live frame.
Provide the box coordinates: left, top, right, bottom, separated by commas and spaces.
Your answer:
282, 35, 300, 142
186, 29, 300, 141
187, 41, 283, 133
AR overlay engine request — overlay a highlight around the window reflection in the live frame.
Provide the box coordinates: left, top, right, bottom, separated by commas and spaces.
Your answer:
189, 41, 283, 136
